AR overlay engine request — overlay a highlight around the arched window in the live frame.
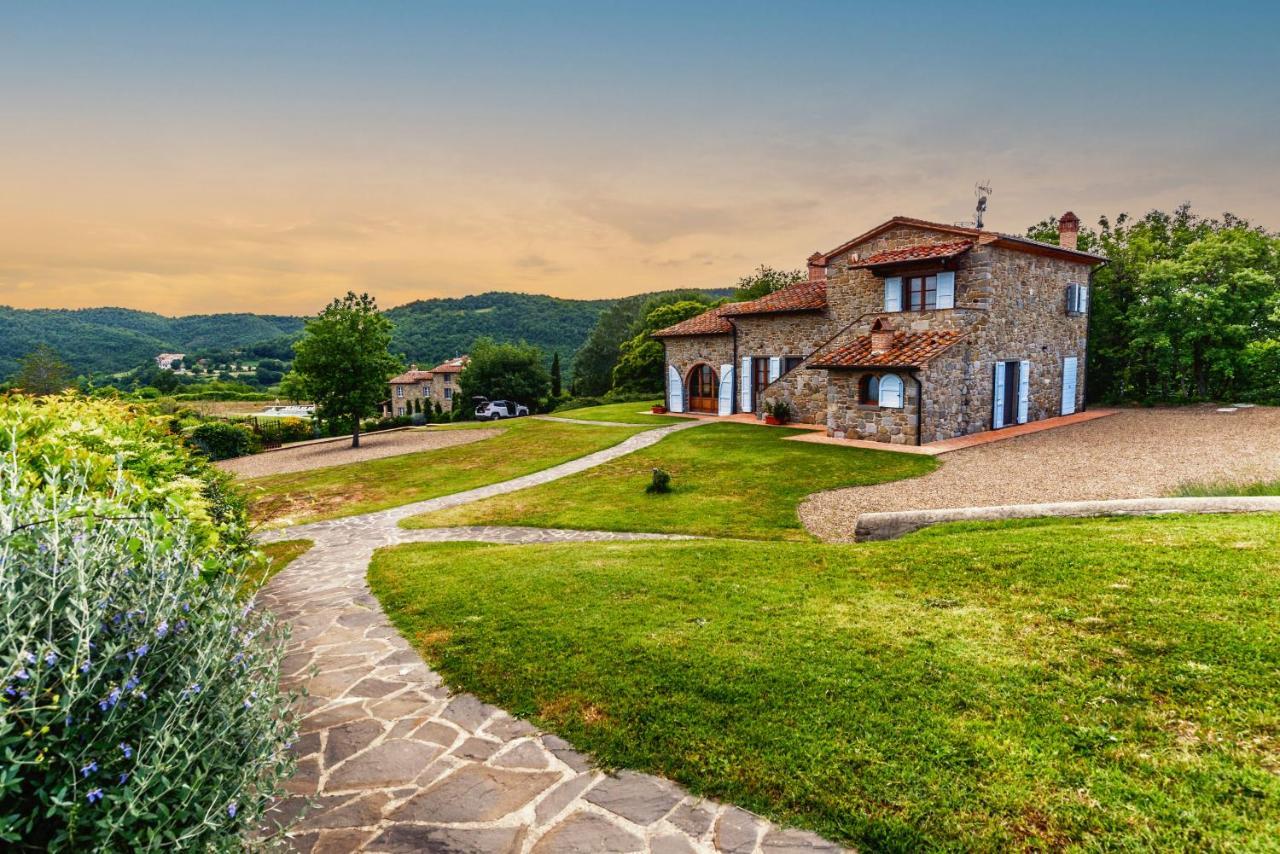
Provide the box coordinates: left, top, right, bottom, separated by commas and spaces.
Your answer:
880, 373, 904, 408
859, 374, 880, 405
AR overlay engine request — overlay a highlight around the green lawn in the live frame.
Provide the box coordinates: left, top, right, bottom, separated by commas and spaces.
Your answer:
1174, 477, 1280, 497
240, 539, 312, 598
404, 422, 936, 540
244, 419, 645, 526
551, 399, 687, 425
369, 514, 1280, 851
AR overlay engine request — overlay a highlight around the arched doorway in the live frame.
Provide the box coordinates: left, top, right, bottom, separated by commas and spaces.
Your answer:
686, 363, 719, 413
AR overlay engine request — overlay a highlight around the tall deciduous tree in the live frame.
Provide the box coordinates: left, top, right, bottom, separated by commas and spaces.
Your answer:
459, 338, 549, 408
729, 265, 804, 302
15, 344, 72, 395
1026, 206, 1280, 403
291, 292, 401, 448
611, 300, 719, 393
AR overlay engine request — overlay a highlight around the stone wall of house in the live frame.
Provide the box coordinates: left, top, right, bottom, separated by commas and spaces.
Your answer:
826, 371, 921, 445
734, 312, 837, 421
945, 247, 1089, 434
661, 334, 735, 407
429, 374, 458, 411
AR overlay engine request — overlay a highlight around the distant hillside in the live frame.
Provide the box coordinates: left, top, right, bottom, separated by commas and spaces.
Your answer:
0, 307, 306, 377
2, 289, 732, 378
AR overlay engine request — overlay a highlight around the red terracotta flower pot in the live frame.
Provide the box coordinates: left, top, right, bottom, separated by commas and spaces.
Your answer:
651, 405, 667, 414
764, 415, 782, 425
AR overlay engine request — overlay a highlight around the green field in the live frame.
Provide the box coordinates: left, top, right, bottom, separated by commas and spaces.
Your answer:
405, 422, 936, 540
551, 400, 686, 425
244, 419, 645, 526
370, 514, 1280, 851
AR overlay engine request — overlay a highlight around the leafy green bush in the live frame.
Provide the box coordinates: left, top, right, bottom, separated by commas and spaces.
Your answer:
1, 395, 249, 554
0, 399, 295, 849
188, 422, 257, 461
646, 468, 672, 494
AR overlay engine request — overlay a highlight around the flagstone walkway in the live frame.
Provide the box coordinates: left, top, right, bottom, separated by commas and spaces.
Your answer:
256, 420, 847, 853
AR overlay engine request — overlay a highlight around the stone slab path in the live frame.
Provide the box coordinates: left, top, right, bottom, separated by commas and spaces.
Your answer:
257, 421, 848, 853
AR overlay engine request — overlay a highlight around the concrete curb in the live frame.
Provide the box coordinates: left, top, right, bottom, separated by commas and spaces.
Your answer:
854, 496, 1280, 541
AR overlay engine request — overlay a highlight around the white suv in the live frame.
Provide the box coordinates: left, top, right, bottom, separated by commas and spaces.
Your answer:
474, 400, 530, 421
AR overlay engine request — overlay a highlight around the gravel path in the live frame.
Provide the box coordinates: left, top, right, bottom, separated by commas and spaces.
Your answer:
218, 428, 501, 478
802, 406, 1280, 542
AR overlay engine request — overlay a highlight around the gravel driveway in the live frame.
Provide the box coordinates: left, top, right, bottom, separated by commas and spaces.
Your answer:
802, 406, 1280, 542
217, 427, 501, 478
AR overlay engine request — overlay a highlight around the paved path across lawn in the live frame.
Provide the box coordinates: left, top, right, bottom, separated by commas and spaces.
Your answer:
257, 419, 847, 853
803, 406, 1280, 542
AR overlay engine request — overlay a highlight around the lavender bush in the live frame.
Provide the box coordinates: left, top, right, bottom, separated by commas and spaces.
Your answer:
0, 405, 295, 849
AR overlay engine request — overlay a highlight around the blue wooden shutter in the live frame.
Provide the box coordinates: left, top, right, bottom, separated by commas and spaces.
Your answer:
1061, 357, 1078, 415
667, 365, 684, 413
936, 271, 955, 309
880, 374, 903, 408
992, 363, 1006, 429
740, 357, 752, 411
719, 364, 734, 416
1017, 360, 1030, 424
1079, 285, 1089, 314
768, 356, 781, 382
884, 277, 902, 312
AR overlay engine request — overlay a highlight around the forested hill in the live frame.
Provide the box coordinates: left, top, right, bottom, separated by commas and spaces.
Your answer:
1, 289, 731, 377
0, 307, 306, 377
384, 291, 615, 367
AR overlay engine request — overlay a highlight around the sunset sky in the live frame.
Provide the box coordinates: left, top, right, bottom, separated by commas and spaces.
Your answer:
3, 1, 1277, 316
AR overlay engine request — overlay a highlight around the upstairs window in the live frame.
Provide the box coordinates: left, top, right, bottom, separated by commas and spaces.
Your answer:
1066, 283, 1089, 316
396, 386, 404, 398
783, 356, 804, 373
904, 275, 938, 311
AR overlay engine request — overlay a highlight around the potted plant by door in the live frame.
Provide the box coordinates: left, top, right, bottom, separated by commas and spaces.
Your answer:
651, 404, 668, 414
763, 399, 792, 425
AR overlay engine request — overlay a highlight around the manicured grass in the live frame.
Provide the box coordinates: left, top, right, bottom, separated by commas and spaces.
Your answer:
240, 539, 312, 598
405, 423, 936, 540
244, 419, 645, 526
370, 514, 1280, 851
551, 400, 686, 425
1174, 477, 1280, 497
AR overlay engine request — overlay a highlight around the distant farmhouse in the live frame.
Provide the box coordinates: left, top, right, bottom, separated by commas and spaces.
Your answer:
384, 356, 469, 417
655, 213, 1103, 445
155, 353, 185, 371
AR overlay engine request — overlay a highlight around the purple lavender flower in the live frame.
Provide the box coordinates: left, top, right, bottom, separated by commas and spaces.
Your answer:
118, 773, 129, 785
119, 742, 133, 759
22, 652, 36, 664
227, 802, 238, 818
80, 660, 91, 674
86, 788, 103, 804
81, 761, 98, 778
135, 643, 149, 658
123, 675, 139, 691
155, 622, 169, 639
15, 669, 29, 681
44, 651, 57, 666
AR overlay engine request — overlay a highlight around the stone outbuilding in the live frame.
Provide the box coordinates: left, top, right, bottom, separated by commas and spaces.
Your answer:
385, 356, 469, 417
653, 214, 1103, 445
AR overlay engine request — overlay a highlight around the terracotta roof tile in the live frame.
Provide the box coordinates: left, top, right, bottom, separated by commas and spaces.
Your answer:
651, 304, 735, 337
721, 279, 828, 316
848, 240, 973, 268
430, 356, 469, 373
388, 369, 434, 384
809, 330, 964, 369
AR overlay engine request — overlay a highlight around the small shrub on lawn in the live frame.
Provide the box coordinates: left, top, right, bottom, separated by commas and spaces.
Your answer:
646, 468, 672, 494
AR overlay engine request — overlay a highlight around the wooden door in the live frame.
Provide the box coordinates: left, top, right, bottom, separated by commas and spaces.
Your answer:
687, 364, 719, 413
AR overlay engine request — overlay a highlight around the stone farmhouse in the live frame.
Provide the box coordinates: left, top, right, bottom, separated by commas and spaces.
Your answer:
384, 356, 469, 417
654, 213, 1104, 445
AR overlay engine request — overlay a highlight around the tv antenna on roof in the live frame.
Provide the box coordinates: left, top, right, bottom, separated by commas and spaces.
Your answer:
974, 181, 993, 229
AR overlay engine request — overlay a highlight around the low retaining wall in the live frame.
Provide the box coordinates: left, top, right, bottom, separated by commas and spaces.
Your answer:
854, 496, 1280, 542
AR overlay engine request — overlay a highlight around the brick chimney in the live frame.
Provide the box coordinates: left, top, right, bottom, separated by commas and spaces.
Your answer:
807, 252, 827, 281
870, 318, 895, 354
1058, 211, 1080, 251
409, 363, 418, 372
